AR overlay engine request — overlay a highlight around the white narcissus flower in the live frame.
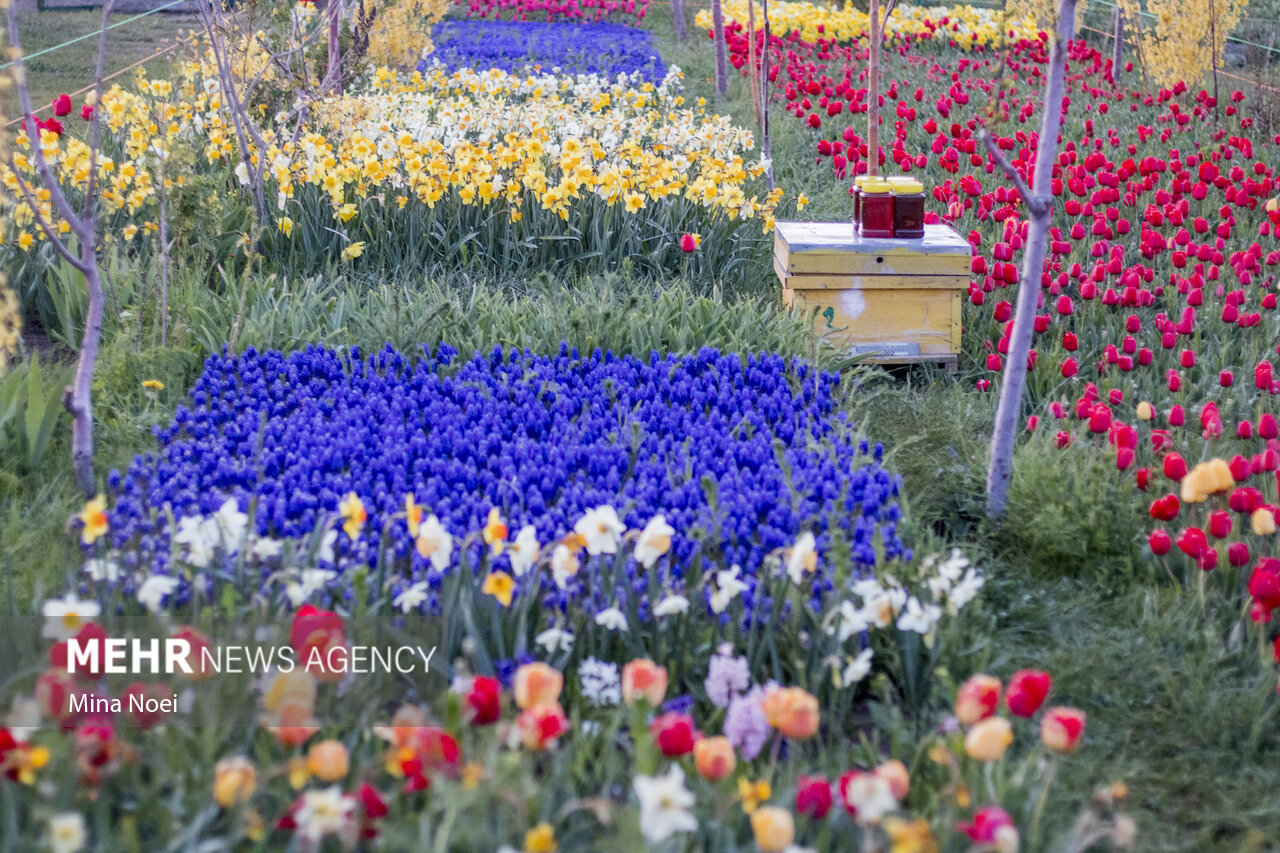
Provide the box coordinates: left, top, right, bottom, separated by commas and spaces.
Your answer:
83, 557, 120, 582
507, 525, 539, 577
947, 568, 986, 614
653, 594, 689, 617
634, 514, 675, 568
535, 626, 574, 653
234, 161, 250, 186
293, 786, 356, 844
173, 515, 216, 569
595, 607, 628, 632
574, 505, 625, 555
897, 597, 942, 634
633, 765, 698, 843
214, 498, 249, 551
394, 581, 429, 614
842, 648, 874, 685
785, 531, 818, 584
710, 565, 750, 614
48, 812, 87, 853
415, 515, 453, 573
834, 600, 869, 642
252, 537, 283, 561
551, 544, 580, 589
137, 575, 180, 613
285, 569, 337, 607
316, 529, 339, 564
42, 593, 101, 640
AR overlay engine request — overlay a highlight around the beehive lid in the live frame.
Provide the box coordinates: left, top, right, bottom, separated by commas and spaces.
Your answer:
775, 222, 971, 277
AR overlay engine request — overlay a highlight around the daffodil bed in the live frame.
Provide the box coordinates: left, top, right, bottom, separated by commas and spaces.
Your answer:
421, 19, 667, 83
1, 55, 780, 293
103, 344, 907, 614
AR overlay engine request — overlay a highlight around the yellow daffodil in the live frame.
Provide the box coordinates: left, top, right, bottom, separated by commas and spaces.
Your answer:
405, 494, 423, 537
278, 217, 294, 237
341, 241, 365, 261
483, 506, 508, 555
523, 823, 557, 853
338, 492, 367, 539
78, 495, 110, 545
481, 570, 515, 607
738, 777, 771, 814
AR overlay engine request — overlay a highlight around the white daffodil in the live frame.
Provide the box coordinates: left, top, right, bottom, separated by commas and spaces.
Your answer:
251, 537, 283, 561
634, 514, 674, 568
136, 575, 179, 614
47, 812, 87, 853
83, 557, 120, 582
595, 607, 628, 632
653, 594, 689, 617
785, 531, 818, 584
316, 529, 339, 564
415, 515, 453, 573
634, 765, 697, 844
834, 600, 869, 643
234, 161, 250, 186
937, 547, 971, 582
173, 515, 216, 569
42, 593, 101, 640
897, 597, 942, 634
551, 544, 580, 589
293, 786, 356, 845
573, 505, 626, 555
507, 525, 539, 577
710, 565, 750, 614
394, 581, 429, 614
212, 499, 248, 551
946, 568, 985, 613
535, 626, 574, 653
285, 568, 337, 607
842, 648, 874, 685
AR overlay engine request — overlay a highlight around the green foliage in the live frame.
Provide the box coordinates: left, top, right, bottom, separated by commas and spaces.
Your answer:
0, 353, 71, 476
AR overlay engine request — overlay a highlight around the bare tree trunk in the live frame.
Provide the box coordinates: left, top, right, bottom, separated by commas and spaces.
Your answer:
747, 0, 761, 124
984, 0, 1076, 517
711, 0, 728, 98
328, 0, 343, 94
68, 241, 105, 494
670, 0, 687, 41
867, 0, 880, 179
158, 158, 171, 347
5, 0, 113, 496
761, 0, 773, 188
1209, 0, 1220, 119
1112, 6, 1123, 80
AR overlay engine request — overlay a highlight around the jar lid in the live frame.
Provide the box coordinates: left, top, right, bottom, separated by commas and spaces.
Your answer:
891, 179, 924, 193
861, 180, 892, 193
854, 175, 873, 187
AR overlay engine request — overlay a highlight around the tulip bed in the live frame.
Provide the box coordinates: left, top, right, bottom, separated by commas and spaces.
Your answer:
712, 1, 1280, 670
423, 19, 667, 82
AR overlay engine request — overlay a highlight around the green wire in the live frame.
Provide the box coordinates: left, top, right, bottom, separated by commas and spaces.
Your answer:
0, 0, 187, 72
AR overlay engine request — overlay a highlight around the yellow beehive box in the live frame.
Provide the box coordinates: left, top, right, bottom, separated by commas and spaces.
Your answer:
774, 221, 970, 368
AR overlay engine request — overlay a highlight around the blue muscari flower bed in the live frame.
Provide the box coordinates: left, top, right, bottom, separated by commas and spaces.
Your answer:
107, 345, 908, 614
419, 20, 666, 83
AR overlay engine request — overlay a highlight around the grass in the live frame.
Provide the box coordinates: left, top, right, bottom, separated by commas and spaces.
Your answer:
2, 9, 189, 120
3, 7, 1280, 852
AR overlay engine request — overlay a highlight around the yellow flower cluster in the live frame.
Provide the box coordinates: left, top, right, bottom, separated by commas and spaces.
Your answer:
2, 37, 781, 268
1121, 0, 1250, 87
267, 65, 778, 229
695, 2, 1040, 48
0, 277, 19, 373
364, 0, 451, 68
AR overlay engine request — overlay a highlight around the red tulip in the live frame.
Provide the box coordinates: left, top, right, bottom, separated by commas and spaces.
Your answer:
52, 94, 72, 117
1148, 529, 1172, 555
1041, 706, 1086, 753
679, 233, 698, 253
795, 776, 834, 819
1176, 527, 1208, 559
649, 712, 698, 757
1005, 670, 1051, 717
1208, 510, 1232, 539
